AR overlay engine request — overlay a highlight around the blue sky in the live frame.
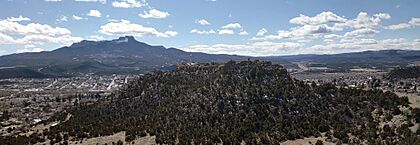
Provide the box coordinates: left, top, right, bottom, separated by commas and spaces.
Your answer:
0, 0, 419, 56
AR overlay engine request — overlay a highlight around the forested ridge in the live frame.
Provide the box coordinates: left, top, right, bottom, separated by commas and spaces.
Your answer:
386, 66, 420, 80
2, 60, 420, 145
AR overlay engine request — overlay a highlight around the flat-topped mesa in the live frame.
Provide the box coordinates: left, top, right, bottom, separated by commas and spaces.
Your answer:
69, 36, 138, 47
223, 59, 282, 68
112, 36, 137, 43
175, 60, 285, 75
175, 62, 222, 73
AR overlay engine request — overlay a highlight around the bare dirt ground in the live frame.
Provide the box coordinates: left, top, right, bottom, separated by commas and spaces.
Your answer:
280, 137, 334, 145
68, 132, 126, 145
62, 132, 336, 145
24, 114, 71, 137
395, 92, 420, 108
67, 132, 157, 145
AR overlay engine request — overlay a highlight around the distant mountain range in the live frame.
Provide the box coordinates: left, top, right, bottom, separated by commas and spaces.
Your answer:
265, 50, 420, 70
0, 36, 419, 78
0, 36, 252, 77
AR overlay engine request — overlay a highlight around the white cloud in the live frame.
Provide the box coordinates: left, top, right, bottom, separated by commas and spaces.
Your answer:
17, 47, 44, 53
182, 41, 302, 56
190, 29, 216, 35
164, 31, 178, 37
56, 16, 68, 22
338, 12, 391, 29
86, 35, 105, 41
72, 15, 83, 20
6, 16, 31, 22
253, 24, 339, 41
24, 44, 36, 48
218, 29, 234, 35
374, 13, 391, 19
0, 34, 82, 46
308, 38, 420, 53
385, 23, 411, 30
17, 35, 83, 45
112, 0, 146, 8
239, 31, 249, 35
324, 34, 342, 39
74, 0, 106, 4
195, 19, 210, 25
0, 18, 71, 36
0, 18, 82, 46
253, 11, 392, 42
221, 23, 242, 29
87, 9, 102, 17
183, 37, 420, 56
139, 9, 170, 19
409, 18, 420, 26
344, 28, 378, 37
256, 28, 267, 36
44, 0, 62, 2
149, 11, 420, 55
280, 12, 389, 41
99, 19, 177, 37
18, 44, 44, 53
324, 39, 334, 43
289, 11, 347, 25
0, 32, 17, 44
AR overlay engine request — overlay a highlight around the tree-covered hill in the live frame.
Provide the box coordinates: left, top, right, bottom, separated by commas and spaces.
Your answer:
2, 60, 420, 145
385, 66, 420, 80
0, 67, 50, 79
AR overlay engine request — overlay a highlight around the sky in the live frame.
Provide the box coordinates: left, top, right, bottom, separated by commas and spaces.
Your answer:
0, 0, 419, 56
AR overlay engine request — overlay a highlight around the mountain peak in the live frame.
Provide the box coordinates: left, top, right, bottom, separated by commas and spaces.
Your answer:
114, 36, 136, 43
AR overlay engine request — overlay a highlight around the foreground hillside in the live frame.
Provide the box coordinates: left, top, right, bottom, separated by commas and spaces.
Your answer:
2, 60, 420, 144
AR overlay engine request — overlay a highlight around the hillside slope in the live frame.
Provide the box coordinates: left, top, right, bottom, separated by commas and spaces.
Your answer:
2, 60, 419, 144
0, 67, 50, 79
385, 66, 420, 79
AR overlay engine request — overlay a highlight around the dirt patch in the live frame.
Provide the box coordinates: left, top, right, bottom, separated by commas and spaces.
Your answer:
69, 132, 126, 145
280, 137, 334, 145
65, 132, 157, 145
395, 92, 420, 108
